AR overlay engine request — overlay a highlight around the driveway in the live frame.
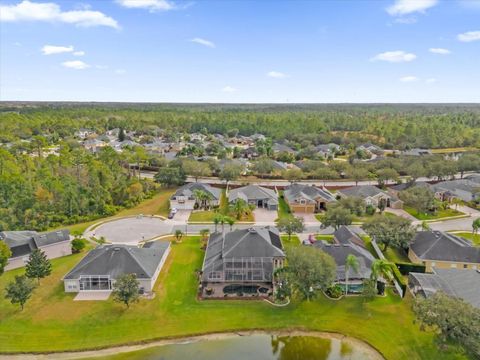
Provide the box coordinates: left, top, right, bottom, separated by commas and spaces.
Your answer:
172, 210, 192, 223
384, 208, 417, 221
253, 208, 278, 224
294, 212, 320, 225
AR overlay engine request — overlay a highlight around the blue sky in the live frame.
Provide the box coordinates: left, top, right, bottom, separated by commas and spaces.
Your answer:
1, 0, 479, 102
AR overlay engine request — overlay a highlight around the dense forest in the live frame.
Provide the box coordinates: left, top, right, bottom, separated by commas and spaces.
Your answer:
0, 102, 479, 232
1, 102, 480, 149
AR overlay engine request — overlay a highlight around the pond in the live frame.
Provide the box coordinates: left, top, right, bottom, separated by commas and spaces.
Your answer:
93, 334, 382, 360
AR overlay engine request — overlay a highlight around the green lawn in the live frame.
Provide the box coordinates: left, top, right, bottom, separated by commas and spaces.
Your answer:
188, 190, 254, 223
0, 237, 467, 359
454, 232, 480, 246
315, 234, 335, 243
383, 247, 410, 263
315, 212, 398, 225
58, 187, 176, 236
404, 206, 465, 221
277, 193, 292, 220
280, 235, 301, 250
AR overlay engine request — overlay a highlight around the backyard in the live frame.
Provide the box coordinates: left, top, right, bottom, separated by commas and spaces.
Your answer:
0, 237, 467, 359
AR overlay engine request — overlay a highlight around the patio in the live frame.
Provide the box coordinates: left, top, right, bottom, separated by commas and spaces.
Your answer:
74, 291, 112, 301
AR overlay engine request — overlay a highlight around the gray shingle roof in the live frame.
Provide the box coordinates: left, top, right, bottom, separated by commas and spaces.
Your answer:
314, 241, 375, 281
431, 179, 480, 202
0, 230, 70, 258
284, 183, 336, 204
410, 269, 480, 308
228, 185, 278, 204
64, 243, 169, 280
202, 227, 285, 282
333, 226, 365, 248
410, 231, 480, 263
338, 185, 388, 198
172, 182, 221, 200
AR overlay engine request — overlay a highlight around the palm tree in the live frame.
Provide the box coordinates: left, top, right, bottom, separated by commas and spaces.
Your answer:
370, 259, 392, 295
344, 254, 359, 295
199, 229, 209, 248
225, 216, 235, 231
213, 214, 222, 232
231, 199, 250, 220
174, 229, 183, 243
192, 189, 208, 210
472, 218, 480, 236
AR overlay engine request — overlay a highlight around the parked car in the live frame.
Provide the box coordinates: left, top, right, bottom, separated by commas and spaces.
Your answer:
168, 208, 178, 219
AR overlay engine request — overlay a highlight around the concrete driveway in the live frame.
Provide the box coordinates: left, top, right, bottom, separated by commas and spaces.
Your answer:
295, 212, 320, 224
172, 210, 192, 223
384, 208, 417, 221
253, 208, 278, 224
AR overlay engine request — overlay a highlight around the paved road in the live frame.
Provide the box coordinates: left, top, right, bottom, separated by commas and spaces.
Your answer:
141, 171, 477, 188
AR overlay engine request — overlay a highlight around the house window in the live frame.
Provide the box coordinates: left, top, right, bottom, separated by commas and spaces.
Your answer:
450, 264, 457, 268
299, 199, 306, 205
208, 271, 222, 280
463, 264, 468, 269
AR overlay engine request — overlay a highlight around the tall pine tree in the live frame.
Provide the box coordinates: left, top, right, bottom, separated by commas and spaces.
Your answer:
25, 249, 52, 284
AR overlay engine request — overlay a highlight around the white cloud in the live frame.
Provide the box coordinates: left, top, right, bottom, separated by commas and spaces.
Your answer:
267, 71, 289, 78
426, 78, 437, 83
387, 0, 438, 16
371, 50, 417, 62
190, 38, 215, 48
429, 48, 451, 55
457, 31, 480, 42
0, 1, 119, 29
73, 51, 85, 56
116, 0, 175, 12
62, 60, 89, 69
115, 69, 127, 74
222, 86, 237, 93
41, 44, 73, 55
399, 75, 418, 82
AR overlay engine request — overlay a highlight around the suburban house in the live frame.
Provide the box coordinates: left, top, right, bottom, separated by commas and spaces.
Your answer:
1, 230, 71, 271
315, 143, 340, 159
408, 231, 480, 272
409, 268, 480, 309
228, 184, 278, 210
429, 176, 480, 203
272, 143, 296, 155
332, 225, 367, 248
313, 226, 376, 293
337, 185, 403, 209
356, 143, 383, 155
170, 183, 221, 210
201, 227, 285, 298
283, 183, 336, 213
63, 242, 170, 293
389, 181, 433, 197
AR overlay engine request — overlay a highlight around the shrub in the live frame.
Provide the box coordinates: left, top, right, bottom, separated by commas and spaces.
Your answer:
71, 238, 86, 254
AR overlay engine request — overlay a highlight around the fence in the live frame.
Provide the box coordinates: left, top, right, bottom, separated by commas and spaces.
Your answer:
370, 239, 405, 297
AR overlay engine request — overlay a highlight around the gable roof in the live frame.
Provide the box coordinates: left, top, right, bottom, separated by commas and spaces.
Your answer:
314, 241, 375, 281
430, 179, 480, 202
333, 226, 365, 248
228, 185, 278, 204
410, 231, 480, 264
172, 182, 221, 200
0, 230, 70, 258
64, 243, 169, 280
284, 183, 336, 204
202, 227, 285, 282
410, 269, 480, 308
338, 185, 389, 199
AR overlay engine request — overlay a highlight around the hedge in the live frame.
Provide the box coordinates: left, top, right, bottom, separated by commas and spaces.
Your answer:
395, 262, 426, 275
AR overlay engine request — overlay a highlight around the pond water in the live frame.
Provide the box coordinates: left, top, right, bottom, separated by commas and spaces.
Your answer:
95, 334, 380, 360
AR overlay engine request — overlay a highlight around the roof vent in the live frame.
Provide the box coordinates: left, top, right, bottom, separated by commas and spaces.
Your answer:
248, 228, 257, 233
113, 247, 121, 251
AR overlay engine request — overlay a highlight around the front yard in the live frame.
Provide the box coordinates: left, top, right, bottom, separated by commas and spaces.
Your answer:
454, 232, 480, 246
0, 237, 467, 359
404, 206, 465, 221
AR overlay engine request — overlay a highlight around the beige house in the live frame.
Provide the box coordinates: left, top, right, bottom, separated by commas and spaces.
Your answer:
283, 183, 336, 213
337, 185, 403, 209
1, 230, 71, 271
408, 231, 480, 272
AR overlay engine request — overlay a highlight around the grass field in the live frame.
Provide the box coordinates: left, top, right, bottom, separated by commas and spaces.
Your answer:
315, 234, 335, 243
404, 206, 465, 221
454, 232, 480, 246
59, 187, 176, 236
0, 237, 467, 359
277, 193, 292, 220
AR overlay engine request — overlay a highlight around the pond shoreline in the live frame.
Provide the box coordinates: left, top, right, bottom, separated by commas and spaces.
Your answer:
0, 330, 385, 360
